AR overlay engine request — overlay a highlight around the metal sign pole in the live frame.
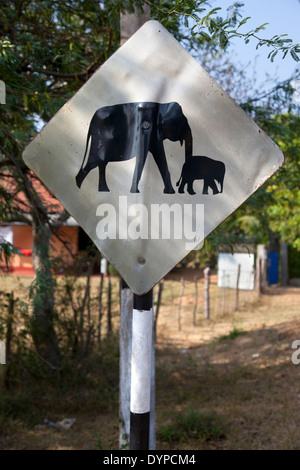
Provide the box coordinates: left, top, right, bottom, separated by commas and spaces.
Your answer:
130, 289, 153, 450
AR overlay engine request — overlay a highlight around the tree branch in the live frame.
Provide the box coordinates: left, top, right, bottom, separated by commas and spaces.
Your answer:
3, 213, 33, 225
39, 27, 113, 79
50, 209, 71, 230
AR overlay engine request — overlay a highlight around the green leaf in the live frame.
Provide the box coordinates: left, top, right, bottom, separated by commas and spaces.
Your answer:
200, 32, 211, 42
219, 31, 228, 49
290, 49, 300, 62
254, 22, 268, 33
238, 16, 251, 29
282, 49, 289, 59
207, 7, 222, 16
270, 50, 278, 62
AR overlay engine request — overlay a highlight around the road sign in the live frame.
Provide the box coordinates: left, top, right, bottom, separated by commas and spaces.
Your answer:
23, 20, 284, 294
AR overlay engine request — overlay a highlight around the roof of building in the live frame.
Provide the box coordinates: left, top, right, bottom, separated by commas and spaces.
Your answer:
3, 170, 65, 215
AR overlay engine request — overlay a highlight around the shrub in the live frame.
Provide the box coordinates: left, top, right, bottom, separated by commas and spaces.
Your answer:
157, 408, 227, 444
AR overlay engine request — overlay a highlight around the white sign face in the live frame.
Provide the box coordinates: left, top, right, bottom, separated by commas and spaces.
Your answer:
23, 21, 284, 295
218, 253, 255, 290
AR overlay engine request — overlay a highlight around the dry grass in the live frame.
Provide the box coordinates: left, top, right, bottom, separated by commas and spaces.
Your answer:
0, 271, 300, 450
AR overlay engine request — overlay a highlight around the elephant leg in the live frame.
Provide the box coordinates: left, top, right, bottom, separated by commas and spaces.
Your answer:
203, 178, 219, 195
178, 178, 186, 193
151, 142, 175, 194
76, 161, 94, 188
130, 124, 152, 193
98, 164, 109, 192
130, 153, 147, 193
219, 178, 224, 193
76, 168, 88, 188
209, 178, 219, 195
202, 179, 209, 194
187, 180, 196, 195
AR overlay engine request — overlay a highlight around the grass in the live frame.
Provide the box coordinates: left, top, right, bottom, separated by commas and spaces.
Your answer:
218, 327, 244, 341
0, 273, 300, 449
157, 408, 227, 444
0, 332, 120, 438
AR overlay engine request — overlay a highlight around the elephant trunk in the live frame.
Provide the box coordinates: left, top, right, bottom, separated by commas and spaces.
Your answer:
184, 126, 193, 160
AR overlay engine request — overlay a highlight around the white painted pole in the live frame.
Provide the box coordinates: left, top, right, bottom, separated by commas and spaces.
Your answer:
130, 309, 153, 413
130, 290, 153, 450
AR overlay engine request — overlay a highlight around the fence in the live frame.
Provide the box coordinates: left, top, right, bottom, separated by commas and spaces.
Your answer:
153, 267, 259, 331
0, 264, 261, 369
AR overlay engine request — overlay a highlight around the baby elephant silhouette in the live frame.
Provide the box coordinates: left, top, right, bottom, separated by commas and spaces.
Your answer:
176, 156, 225, 195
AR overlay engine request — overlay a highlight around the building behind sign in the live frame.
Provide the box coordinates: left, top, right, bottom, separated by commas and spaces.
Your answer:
217, 253, 255, 291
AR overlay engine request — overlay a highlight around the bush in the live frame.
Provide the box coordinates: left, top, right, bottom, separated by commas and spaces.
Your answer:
157, 408, 227, 444
288, 244, 300, 278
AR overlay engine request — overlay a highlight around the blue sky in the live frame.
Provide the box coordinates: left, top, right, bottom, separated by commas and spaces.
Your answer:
213, 0, 300, 85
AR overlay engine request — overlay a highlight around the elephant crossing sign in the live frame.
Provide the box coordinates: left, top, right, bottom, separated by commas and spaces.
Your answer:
75, 101, 193, 194
22, 20, 284, 294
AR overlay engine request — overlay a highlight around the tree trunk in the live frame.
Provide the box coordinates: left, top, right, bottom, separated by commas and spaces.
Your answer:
30, 222, 61, 369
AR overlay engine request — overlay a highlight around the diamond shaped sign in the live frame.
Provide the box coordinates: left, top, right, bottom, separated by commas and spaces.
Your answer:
22, 20, 284, 294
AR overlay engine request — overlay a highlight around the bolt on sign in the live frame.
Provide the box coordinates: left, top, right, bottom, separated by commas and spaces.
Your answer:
23, 21, 284, 295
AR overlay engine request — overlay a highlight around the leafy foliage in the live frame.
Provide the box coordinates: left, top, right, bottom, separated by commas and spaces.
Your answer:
197, 50, 300, 253
147, 1, 300, 61
0, 241, 22, 268
263, 114, 300, 249
0, 0, 299, 361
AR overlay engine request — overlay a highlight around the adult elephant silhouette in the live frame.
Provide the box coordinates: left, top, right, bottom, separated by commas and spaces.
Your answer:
176, 156, 226, 195
75, 101, 193, 193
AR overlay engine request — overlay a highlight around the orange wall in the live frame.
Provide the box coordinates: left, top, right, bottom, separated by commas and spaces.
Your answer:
2, 225, 79, 271
12, 225, 33, 268
51, 226, 79, 267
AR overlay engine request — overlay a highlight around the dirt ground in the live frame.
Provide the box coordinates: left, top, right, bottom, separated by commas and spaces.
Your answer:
0, 270, 300, 450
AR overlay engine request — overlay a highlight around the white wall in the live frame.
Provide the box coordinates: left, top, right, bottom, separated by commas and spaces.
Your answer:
0, 226, 13, 244
218, 253, 255, 290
